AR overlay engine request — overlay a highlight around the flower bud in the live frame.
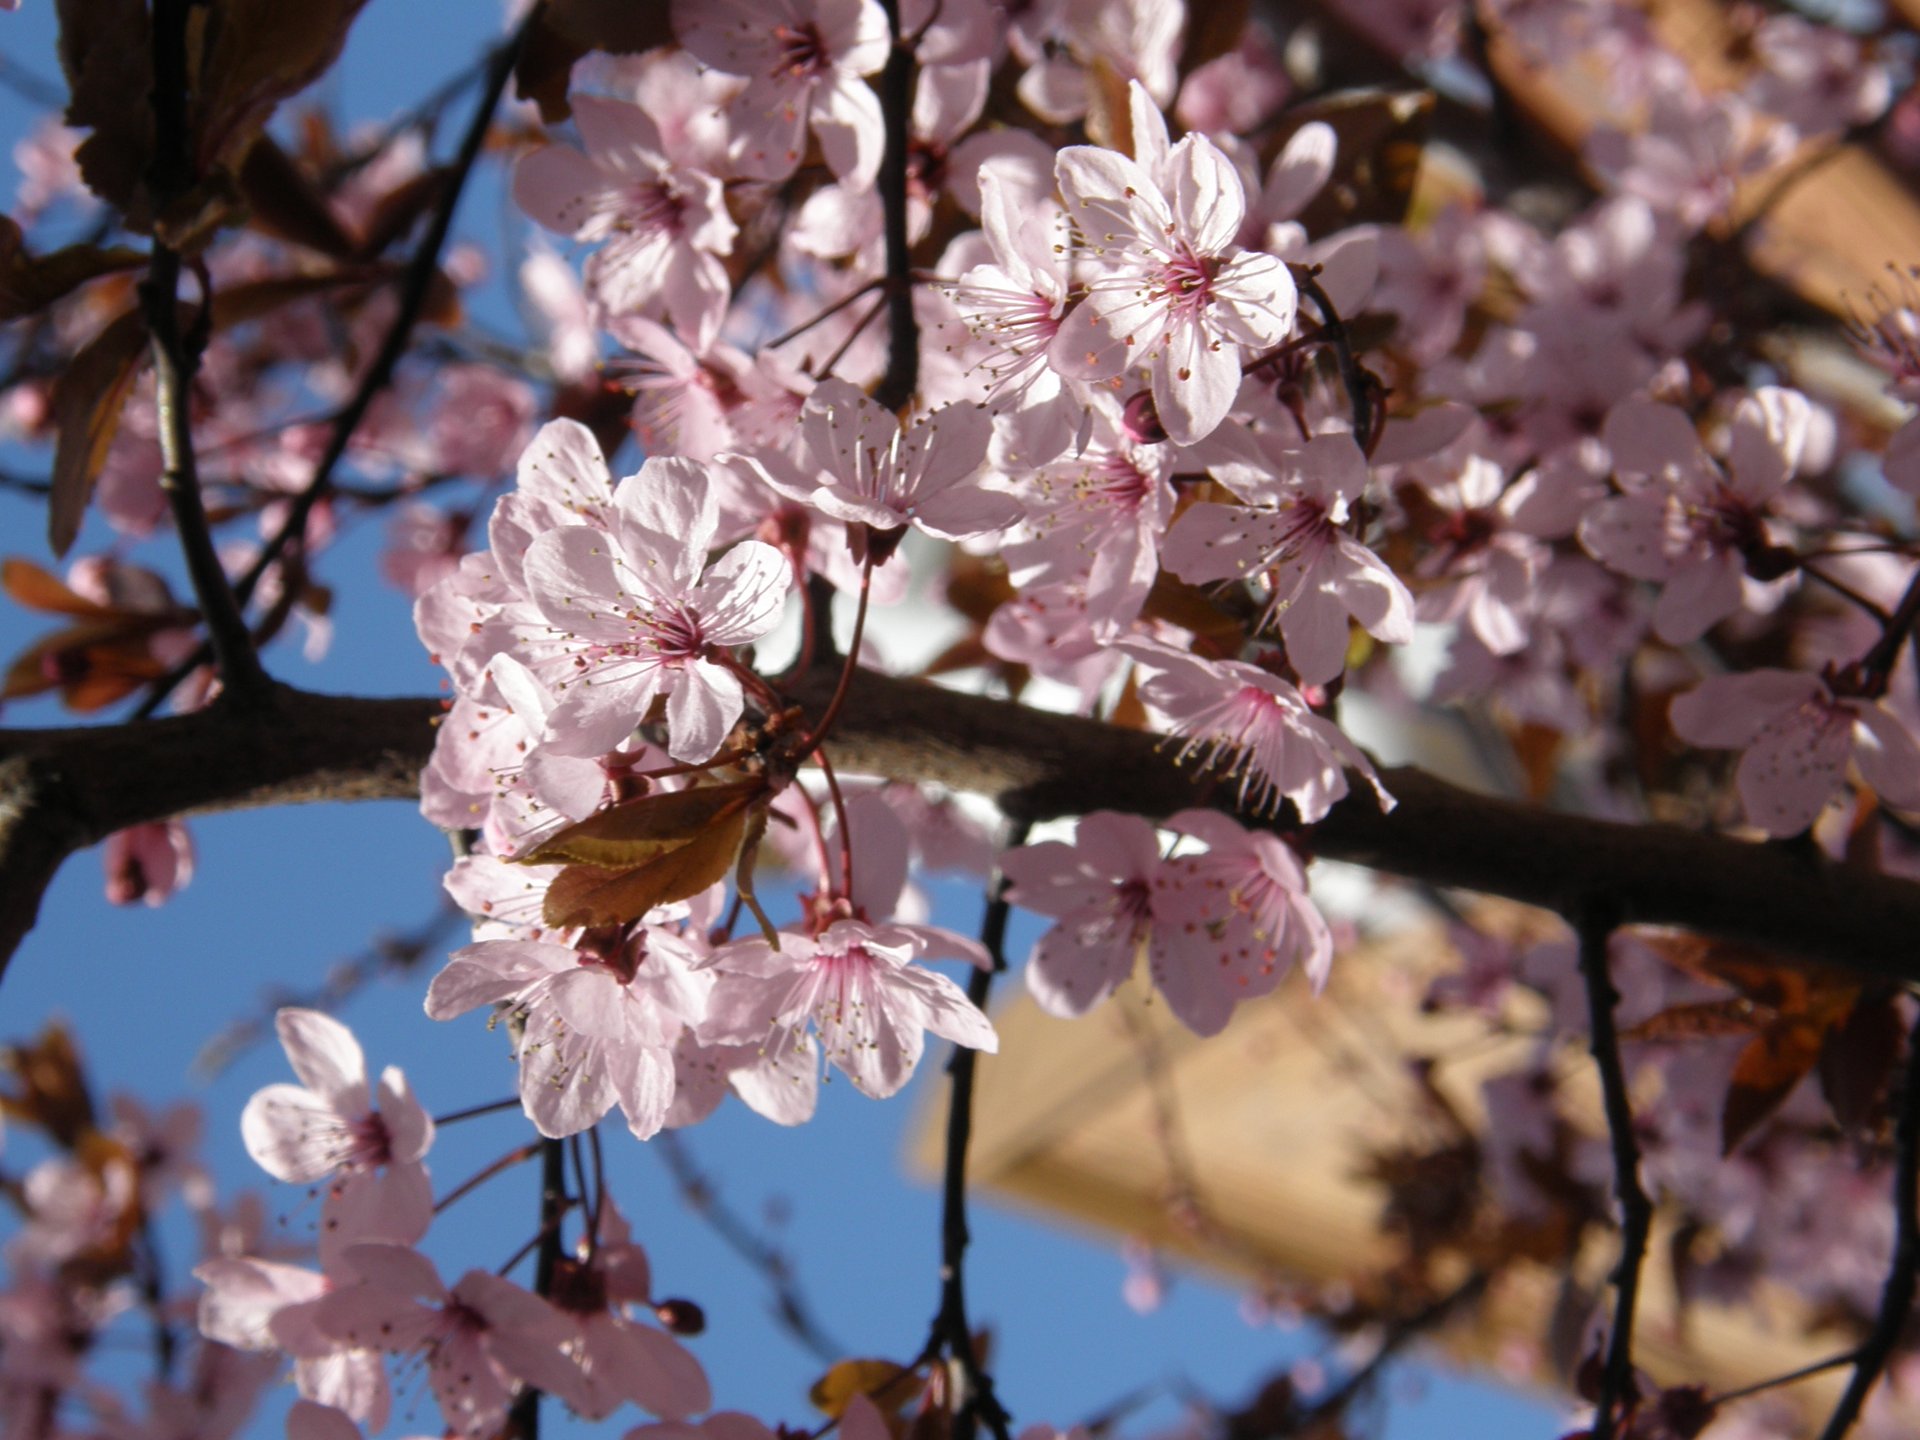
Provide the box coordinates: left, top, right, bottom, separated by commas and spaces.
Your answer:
1121, 390, 1170, 444
655, 1297, 706, 1335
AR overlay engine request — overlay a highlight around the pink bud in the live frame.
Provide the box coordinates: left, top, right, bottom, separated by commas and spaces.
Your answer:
1121, 390, 1170, 445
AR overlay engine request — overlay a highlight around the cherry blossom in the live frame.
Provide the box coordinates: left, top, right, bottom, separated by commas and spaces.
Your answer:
519, 456, 791, 762
700, 918, 997, 1105
673, 0, 890, 184
312, 1243, 594, 1438
1050, 125, 1296, 446
239, 1010, 434, 1267
515, 95, 737, 350
1123, 640, 1394, 823
1161, 432, 1414, 683
1670, 669, 1920, 836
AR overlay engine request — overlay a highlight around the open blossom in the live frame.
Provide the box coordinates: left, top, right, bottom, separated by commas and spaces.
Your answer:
549, 1204, 710, 1421
701, 919, 997, 1108
426, 932, 703, 1141
1161, 432, 1414, 684
240, 1009, 431, 1181
240, 1010, 433, 1270
313, 1244, 593, 1439
754, 378, 1018, 554
1124, 641, 1393, 823
514, 95, 737, 350
1050, 120, 1296, 446
674, 0, 889, 183
1001, 809, 1331, 1034
1670, 669, 1920, 836
1580, 389, 1816, 643
520, 455, 791, 762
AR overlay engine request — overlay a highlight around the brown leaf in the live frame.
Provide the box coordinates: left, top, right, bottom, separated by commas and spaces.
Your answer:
187, 0, 374, 195
48, 309, 149, 557
543, 805, 749, 929
517, 780, 762, 868
809, 1359, 919, 1419
237, 134, 356, 258
1619, 998, 1764, 1045
0, 217, 145, 321
2, 558, 115, 618
56, 0, 156, 220
1817, 993, 1902, 1132
1, 1023, 97, 1149
1721, 1019, 1823, 1154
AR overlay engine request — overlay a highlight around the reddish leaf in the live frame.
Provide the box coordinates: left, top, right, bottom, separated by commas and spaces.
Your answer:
542, 805, 749, 930
2, 558, 116, 618
48, 309, 149, 557
1619, 998, 1764, 1045
55, 0, 155, 220
516, 780, 762, 869
0, 216, 144, 321
1721, 1019, 1823, 1154
1817, 992, 1902, 1132
237, 134, 357, 258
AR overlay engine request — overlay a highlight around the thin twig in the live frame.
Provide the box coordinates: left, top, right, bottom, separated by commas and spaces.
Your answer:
433, 1097, 522, 1127
653, 1129, 844, 1362
1857, 567, 1920, 694
1291, 267, 1374, 451
435, 1141, 541, 1215
924, 817, 1028, 1440
142, 0, 271, 704
1816, 1009, 1920, 1440
134, 9, 538, 718
1577, 903, 1649, 1440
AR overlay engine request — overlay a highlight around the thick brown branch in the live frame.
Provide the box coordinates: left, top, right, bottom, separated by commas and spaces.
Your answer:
7, 673, 1920, 988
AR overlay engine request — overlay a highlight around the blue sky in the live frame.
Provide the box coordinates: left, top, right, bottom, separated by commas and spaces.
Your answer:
0, 5, 1562, 1437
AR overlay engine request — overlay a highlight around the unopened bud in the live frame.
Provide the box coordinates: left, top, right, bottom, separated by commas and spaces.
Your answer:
1121, 390, 1169, 444
655, 1297, 705, 1335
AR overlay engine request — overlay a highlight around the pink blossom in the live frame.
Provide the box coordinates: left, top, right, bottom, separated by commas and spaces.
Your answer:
425, 933, 705, 1140
1050, 127, 1296, 446
1000, 811, 1161, 1018
1580, 390, 1813, 643
313, 1244, 594, 1438
786, 378, 1017, 549
549, 1204, 711, 1420
379, 503, 467, 599
1670, 669, 1920, 836
519, 456, 791, 762
428, 365, 536, 478
701, 919, 997, 1106
1124, 641, 1393, 823
239, 1010, 433, 1266
674, 0, 890, 184
514, 95, 737, 349
1161, 432, 1413, 683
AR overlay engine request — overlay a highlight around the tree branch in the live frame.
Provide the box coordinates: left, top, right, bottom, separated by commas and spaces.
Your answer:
872, 0, 918, 413
9, 673, 1920, 987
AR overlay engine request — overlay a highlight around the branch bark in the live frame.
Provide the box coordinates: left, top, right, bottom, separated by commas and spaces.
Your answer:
5, 672, 1920, 986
